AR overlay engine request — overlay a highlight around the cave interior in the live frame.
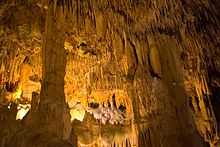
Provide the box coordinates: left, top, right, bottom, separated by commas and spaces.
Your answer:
0, 0, 220, 147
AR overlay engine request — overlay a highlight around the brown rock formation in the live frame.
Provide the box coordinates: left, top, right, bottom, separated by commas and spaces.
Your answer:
0, 0, 219, 147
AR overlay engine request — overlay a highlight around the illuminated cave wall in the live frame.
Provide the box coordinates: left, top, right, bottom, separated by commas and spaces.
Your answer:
0, 0, 219, 147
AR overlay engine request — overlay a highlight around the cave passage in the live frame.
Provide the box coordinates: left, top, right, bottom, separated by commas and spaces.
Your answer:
0, 0, 220, 147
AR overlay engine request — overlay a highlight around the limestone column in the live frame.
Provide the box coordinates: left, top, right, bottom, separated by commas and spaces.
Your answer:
38, 2, 71, 140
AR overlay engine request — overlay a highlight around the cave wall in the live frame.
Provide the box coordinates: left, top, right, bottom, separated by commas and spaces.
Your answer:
0, 0, 219, 147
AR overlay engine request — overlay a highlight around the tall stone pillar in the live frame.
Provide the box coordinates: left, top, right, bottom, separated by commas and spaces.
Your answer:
38, 2, 71, 140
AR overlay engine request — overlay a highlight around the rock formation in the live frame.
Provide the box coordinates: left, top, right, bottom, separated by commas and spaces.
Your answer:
0, 0, 219, 147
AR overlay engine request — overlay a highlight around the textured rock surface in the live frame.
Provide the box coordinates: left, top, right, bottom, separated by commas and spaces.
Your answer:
0, 0, 219, 147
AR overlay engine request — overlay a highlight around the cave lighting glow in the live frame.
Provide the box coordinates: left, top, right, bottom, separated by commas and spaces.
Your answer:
70, 108, 85, 122
12, 85, 22, 100
16, 104, 31, 120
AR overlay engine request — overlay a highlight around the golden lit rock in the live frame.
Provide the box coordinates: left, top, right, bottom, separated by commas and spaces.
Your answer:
16, 104, 31, 120
0, 0, 219, 147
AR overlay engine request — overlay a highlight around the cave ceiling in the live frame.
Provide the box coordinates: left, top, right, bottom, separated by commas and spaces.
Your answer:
0, 0, 220, 146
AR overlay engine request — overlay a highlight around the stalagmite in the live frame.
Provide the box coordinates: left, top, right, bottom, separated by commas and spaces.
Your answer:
0, 0, 219, 147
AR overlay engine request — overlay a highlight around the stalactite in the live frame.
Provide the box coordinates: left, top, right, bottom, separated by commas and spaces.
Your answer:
0, 0, 219, 146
